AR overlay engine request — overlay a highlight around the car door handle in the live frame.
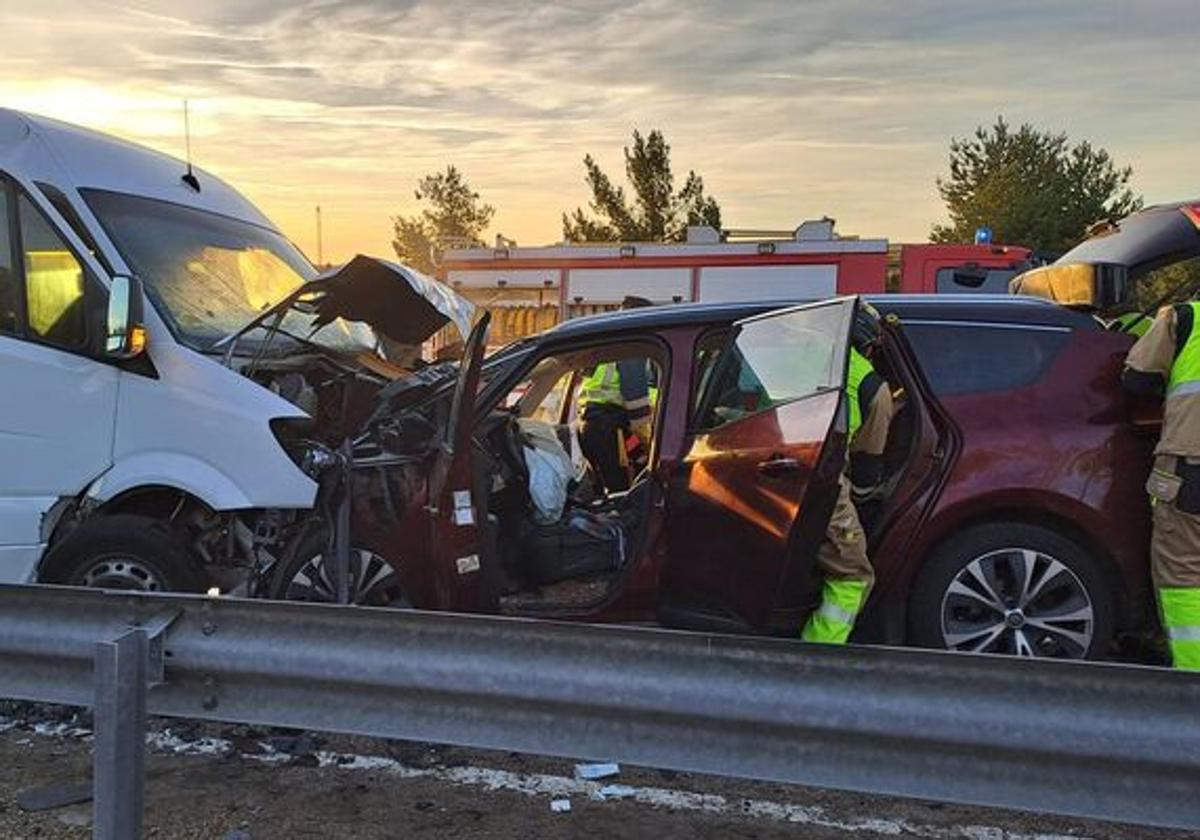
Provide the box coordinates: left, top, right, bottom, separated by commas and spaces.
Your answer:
756, 456, 805, 477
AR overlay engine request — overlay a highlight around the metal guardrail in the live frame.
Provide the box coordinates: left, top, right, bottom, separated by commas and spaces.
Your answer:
2, 583, 1199, 837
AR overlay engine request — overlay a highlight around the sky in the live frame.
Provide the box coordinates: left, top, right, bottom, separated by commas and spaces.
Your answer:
0, 0, 1196, 264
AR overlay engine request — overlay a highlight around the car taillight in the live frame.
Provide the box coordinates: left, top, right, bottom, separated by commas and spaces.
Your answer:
1182, 204, 1200, 230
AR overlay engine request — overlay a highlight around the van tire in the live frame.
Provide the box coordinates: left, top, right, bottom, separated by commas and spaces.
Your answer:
908, 522, 1114, 660
39, 514, 206, 593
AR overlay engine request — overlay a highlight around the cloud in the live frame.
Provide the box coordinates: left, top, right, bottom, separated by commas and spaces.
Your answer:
0, 0, 1195, 260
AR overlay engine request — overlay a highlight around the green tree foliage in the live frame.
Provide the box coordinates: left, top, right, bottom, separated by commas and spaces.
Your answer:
1131, 257, 1200, 312
563, 129, 722, 242
931, 117, 1142, 253
392, 166, 495, 275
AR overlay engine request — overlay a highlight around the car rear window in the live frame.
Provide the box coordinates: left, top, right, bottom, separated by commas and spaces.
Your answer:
903, 321, 1070, 396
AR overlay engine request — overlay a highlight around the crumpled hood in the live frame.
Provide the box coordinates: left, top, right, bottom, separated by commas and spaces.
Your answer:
218, 255, 475, 351
309, 256, 475, 344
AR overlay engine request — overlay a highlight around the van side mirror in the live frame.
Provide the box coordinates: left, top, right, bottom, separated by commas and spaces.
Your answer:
105, 274, 147, 358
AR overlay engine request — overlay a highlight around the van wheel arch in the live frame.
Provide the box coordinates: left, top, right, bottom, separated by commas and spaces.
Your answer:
94, 485, 215, 521
38, 513, 208, 592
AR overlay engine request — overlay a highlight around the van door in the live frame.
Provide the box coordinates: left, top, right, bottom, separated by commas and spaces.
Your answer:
663, 297, 857, 629
427, 312, 491, 610
0, 179, 118, 577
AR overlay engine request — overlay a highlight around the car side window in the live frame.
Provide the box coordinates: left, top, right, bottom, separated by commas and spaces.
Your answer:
690, 329, 728, 426
19, 194, 87, 348
0, 182, 16, 335
903, 322, 1069, 396
697, 306, 847, 431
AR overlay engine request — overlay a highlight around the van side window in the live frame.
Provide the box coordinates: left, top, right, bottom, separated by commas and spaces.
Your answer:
0, 183, 16, 335
19, 194, 87, 348
36, 182, 114, 276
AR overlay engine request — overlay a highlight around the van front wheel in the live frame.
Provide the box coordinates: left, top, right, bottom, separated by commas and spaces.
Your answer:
39, 514, 206, 593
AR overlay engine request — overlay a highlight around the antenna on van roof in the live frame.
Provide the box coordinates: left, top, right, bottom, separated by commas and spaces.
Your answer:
181, 100, 200, 192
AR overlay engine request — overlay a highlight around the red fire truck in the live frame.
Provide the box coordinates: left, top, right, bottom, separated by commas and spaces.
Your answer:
438, 219, 1032, 344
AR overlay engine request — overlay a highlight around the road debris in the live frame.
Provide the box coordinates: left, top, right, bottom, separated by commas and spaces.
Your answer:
550, 797, 572, 813
575, 762, 621, 781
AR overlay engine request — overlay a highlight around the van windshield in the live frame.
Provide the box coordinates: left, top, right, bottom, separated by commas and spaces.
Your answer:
82, 189, 376, 354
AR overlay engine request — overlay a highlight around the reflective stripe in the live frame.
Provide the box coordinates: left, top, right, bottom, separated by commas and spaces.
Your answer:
1168, 638, 1200, 671
800, 578, 868, 645
846, 348, 875, 441
1157, 587, 1200, 670
579, 363, 623, 407
816, 602, 856, 625
1159, 587, 1200, 625
1167, 301, 1200, 394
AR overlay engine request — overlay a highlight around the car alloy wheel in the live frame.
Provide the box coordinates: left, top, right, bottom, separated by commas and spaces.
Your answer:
282, 547, 403, 606
940, 547, 1095, 658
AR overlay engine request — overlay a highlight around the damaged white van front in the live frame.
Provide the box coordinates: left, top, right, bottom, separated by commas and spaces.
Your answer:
0, 109, 469, 592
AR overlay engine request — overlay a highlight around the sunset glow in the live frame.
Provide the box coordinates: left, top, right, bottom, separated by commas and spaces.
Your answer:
2, 1, 1196, 264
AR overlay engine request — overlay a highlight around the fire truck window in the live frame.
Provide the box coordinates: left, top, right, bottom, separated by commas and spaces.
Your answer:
936, 266, 1020, 294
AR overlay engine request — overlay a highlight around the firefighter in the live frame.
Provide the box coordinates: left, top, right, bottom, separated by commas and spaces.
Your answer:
801, 308, 895, 645
577, 296, 655, 493
1122, 302, 1200, 670
1114, 310, 1153, 338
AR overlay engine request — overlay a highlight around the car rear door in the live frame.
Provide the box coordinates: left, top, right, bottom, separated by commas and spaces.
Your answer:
427, 312, 491, 610
663, 297, 857, 629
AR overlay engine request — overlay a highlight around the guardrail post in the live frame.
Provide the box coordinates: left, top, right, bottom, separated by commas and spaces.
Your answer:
93, 629, 149, 840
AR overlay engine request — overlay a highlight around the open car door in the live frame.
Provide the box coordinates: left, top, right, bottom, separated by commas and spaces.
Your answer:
427, 312, 491, 609
663, 297, 858, 630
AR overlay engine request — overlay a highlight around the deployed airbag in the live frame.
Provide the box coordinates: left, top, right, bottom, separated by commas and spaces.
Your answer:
519, 418, 574, 524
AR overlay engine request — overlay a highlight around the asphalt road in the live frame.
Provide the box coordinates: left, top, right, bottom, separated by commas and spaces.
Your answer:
0, 702, 1189, 840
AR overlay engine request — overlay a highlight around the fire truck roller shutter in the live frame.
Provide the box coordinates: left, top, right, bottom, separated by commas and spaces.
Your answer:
567, 268, 692, 304
445, 269, 559, 288
699, 264, 837, 303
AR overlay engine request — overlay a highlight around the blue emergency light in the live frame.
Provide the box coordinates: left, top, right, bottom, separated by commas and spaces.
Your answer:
974, 226, 993, 245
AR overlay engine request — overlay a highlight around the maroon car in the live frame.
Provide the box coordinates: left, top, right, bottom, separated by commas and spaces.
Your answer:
270, 284, 1158, 660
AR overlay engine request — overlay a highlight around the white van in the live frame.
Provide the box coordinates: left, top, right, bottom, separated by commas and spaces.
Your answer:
0, 109, 471, 592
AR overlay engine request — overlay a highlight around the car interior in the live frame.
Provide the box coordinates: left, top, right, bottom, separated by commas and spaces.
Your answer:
472, 341, 668, 614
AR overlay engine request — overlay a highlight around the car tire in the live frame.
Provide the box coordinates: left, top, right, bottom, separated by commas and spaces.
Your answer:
268, 528, 405, 607
39, 514, 207, 593
909, 522, 1114, 660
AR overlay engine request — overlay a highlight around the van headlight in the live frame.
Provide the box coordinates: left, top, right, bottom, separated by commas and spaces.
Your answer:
270, 418, 338, 478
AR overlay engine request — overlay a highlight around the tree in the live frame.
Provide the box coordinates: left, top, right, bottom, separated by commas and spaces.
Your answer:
392, 166, 494, 275
1132, 257, 1200, 312
931, 117, 1142, 253
563, 129, 722, 242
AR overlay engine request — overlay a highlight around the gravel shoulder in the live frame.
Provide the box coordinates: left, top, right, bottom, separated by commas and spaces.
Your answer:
0, 703, 1187, 840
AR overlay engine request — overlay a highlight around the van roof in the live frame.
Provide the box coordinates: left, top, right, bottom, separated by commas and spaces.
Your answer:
0, 108, 275, 230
